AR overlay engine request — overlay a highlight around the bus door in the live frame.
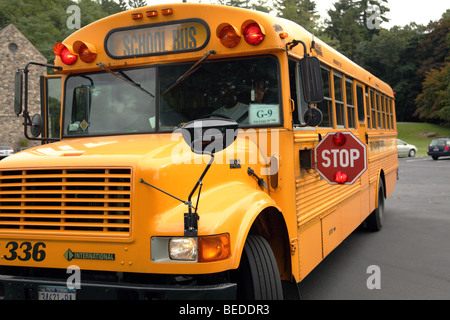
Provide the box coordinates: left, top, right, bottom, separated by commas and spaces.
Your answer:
40, 75, 62, 141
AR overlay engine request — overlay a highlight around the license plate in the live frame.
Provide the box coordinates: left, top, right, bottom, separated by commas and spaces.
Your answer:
38, 286, 76, 300
433, 147, 439, 151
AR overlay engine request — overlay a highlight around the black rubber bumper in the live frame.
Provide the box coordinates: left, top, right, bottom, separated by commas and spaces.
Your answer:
0, 274, 237, 300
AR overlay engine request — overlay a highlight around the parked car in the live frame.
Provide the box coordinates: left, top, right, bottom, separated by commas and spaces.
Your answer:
427, 137, 450, 160
397, 139, 417, 157
0, 146, 14, 159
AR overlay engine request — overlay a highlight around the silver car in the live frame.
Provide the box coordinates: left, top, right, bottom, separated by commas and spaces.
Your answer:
0, 146, 14, 159
397, 139, 417, 157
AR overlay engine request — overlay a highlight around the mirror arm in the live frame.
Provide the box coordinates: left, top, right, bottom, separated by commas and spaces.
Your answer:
286, 40, 308, 57
20, 62, 62, 142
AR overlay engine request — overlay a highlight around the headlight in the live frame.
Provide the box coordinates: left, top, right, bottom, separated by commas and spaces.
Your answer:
169, 237, 198, 261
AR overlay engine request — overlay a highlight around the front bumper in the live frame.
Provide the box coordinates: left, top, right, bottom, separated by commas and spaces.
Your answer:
0, 274, 236, 300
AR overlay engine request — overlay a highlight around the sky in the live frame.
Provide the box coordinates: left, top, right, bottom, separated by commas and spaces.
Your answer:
142, 0, 449, 28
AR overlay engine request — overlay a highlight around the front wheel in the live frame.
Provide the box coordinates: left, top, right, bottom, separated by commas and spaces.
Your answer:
234, 235, 283, 300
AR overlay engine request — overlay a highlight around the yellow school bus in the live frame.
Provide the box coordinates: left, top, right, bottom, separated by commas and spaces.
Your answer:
1, 3, 398, 300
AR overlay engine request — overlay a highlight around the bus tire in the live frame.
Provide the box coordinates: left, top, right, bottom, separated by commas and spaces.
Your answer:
236, 235, 283, 300
366, 178, 385, 232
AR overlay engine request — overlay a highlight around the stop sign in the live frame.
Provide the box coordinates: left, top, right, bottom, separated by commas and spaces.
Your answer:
315, 132, 367, 185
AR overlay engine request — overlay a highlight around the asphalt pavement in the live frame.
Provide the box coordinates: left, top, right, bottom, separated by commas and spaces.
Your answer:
297, 156, 450, 300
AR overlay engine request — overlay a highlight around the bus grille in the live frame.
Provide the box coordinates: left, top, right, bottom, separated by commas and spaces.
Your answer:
0, 168, 132, 236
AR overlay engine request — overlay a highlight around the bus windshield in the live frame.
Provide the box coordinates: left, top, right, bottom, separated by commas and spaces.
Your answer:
63, 56, 280, 137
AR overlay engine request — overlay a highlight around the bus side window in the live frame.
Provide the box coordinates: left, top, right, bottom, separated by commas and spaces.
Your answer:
366, 91, 371, 129
345, 77, 355, 129
289, 60, 307, 126
333, 71, 344, 128
356, 84, 365, 124
317, 66, 333, 128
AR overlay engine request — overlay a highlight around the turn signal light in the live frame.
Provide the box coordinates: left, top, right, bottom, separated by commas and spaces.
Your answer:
198, 234, 231, 262
53, 43, 77, 65
73, 41, 97, 63
217, 24, 241, 48
243, 21, 265, 46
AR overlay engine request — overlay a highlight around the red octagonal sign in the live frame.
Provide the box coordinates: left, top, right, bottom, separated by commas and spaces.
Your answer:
315, 132, 367, 185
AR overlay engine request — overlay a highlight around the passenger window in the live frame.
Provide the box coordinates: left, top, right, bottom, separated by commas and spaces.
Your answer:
334, 72, 344, 128
370, 89, 377, 129
366, 91, 371, 129
356, 84, 365, 123
317, 66, 333, 128
345, 78, 355, 128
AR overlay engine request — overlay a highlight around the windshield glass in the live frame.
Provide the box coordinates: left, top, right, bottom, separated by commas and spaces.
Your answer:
63, 56, 280, 137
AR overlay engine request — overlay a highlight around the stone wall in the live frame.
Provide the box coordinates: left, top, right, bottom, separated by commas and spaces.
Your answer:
0, 24, 47, 151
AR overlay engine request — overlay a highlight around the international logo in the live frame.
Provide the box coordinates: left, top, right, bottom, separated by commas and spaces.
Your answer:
64, 249, 115, 261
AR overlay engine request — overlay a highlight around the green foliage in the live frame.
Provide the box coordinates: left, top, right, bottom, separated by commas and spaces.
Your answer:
275, 0, 319, 33
1, 0, 448, 124
397, 122, 450, 156
0, 0, 123, 63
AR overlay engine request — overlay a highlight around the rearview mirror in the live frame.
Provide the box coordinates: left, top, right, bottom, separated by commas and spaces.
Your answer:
14, 71, 23, 115
300, 56, 324, 104
30, 114, 43, 137
181, 118, 238, 155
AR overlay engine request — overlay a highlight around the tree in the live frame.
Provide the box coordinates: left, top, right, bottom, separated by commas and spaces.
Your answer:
325, 0, 363, 59
0, 0, 124, 63
415, 63, 450, 124
275, 0, 319, 33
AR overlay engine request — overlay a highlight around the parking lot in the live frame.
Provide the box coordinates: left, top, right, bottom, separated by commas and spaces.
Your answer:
298, 156, 450, 300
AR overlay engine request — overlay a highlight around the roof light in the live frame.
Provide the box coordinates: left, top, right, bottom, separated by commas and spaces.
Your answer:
132, 13, 143, 20
53, 43, 77, 65
162, 8, 173, 15
73, 41, 97, 63
217, 23, 241, 48
279, 32, 289, 39
146, 10, 158, 17
243, 22, 265, 46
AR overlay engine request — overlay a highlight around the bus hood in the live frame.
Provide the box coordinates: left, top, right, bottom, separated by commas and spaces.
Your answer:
1, 134, 187, 169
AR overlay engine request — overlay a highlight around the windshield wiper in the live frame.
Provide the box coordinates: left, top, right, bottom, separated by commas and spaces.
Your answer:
97, 63, 154, 98
162, 50, 216, 96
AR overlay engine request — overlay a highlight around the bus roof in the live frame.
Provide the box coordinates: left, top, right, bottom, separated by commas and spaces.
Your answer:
56, 3, 393, 97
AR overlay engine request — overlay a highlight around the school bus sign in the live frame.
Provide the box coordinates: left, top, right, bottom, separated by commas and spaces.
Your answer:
315, 132, 367, 185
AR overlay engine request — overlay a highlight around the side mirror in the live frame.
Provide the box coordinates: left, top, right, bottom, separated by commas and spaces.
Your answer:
14, 71, 23, 115
30, 114, 43, 137
181, 118, 238, 155
300, 56, 324, 104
